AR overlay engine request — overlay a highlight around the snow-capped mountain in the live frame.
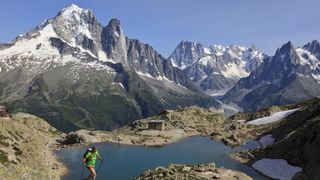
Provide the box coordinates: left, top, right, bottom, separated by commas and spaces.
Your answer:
0, 4, 109, 76
296, 40, 320, 81
0, 4, 193, 84
169, 41, 266, 95
0, 4, 219, 131
223, 41, 320, 112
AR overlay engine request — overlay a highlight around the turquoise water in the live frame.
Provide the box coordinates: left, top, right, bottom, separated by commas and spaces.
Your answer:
57, 136, 266, 180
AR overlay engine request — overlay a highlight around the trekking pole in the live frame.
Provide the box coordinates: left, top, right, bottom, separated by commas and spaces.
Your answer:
80, 164, 85, 180
96, 160, 104, 178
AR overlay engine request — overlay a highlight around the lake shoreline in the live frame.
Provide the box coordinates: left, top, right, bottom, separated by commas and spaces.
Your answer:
57, 104, 314, 180
56, 133, 269, 180
56, 136, 267, 180
54, 130, 204, 178
55, 106, 273, 179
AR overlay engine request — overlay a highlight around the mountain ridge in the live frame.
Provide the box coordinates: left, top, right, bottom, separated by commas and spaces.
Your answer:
223, 41, 320, 112
169, 40, 266, 94
0, 4, 219, 132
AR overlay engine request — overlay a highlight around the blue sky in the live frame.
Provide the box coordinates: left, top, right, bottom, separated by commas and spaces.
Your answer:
1, 0, 320, 56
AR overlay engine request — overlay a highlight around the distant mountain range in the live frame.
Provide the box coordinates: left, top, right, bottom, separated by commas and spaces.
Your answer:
223, 41, 320, 111
169, 41, 266, 95
0, 4, 319, 131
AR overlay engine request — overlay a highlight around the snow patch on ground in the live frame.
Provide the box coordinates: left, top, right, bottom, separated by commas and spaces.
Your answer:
241, 134, 275, 150
252, 159, 302, 180
258, 134, 275, 146
247, 108, 300, 125
215, 99, 242, 117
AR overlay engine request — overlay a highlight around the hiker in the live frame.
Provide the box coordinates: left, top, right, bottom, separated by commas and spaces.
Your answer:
82, 145, 103, 180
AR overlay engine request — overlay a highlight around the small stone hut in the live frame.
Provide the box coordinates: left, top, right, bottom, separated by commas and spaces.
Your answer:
0, 105, 9, 117
147, 120, 166, 131
131, 119, 167, 131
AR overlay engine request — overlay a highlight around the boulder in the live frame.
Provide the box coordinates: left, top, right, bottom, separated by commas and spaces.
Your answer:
65, 132, 85, 144
64, 130, 98, 144
182, 166, 191, 172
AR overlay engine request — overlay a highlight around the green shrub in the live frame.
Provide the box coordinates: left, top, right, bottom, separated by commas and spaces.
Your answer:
0, 150, 8, 164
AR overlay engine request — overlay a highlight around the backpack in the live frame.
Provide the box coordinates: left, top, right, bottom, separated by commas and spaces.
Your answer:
83, 148, 92, 158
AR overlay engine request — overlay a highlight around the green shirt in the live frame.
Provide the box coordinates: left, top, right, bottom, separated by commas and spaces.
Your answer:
85, 150, 100, 167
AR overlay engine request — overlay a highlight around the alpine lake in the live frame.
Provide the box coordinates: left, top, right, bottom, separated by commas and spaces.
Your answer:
57, 136, 266, 180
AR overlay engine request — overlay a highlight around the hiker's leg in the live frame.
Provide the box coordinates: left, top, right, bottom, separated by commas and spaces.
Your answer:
85, 174, 91, 180
91, 167, 97, 180
85, 167, 92, 180
88, 166, 96, 180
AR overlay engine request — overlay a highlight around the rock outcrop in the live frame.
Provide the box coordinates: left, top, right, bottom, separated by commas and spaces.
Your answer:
262, 99, 320, 179
228, 98, 320, 180
63, 106, 226, 146
134, 163, 252, 180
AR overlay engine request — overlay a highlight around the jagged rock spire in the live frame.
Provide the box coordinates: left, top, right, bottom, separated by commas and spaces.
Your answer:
101, 18, 128, 64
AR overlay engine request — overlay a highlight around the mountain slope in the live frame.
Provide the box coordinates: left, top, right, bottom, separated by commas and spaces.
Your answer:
169, 41, 266, 94
0, 113, 64, 179
262, 99, 320, 179
223, 41, 320, 112
0, 4, 219, 132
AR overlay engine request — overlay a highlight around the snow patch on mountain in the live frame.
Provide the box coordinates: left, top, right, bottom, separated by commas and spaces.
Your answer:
136, 71, 159, 79
203, 47, 211, 54
221, 61, 249, 78
296, 47, 320, 83
112, 82, 125, 89
312, 74, 320, 82
170, 59, 180, 68
136, 71, 187, 89
97, 50, 111, 62
0, 24, 60, 73
296, 48, 320, 69
207, 89, 230, 97
58, 4, 94, 43
258, 134, 275, 146
0, 24, 58, 57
